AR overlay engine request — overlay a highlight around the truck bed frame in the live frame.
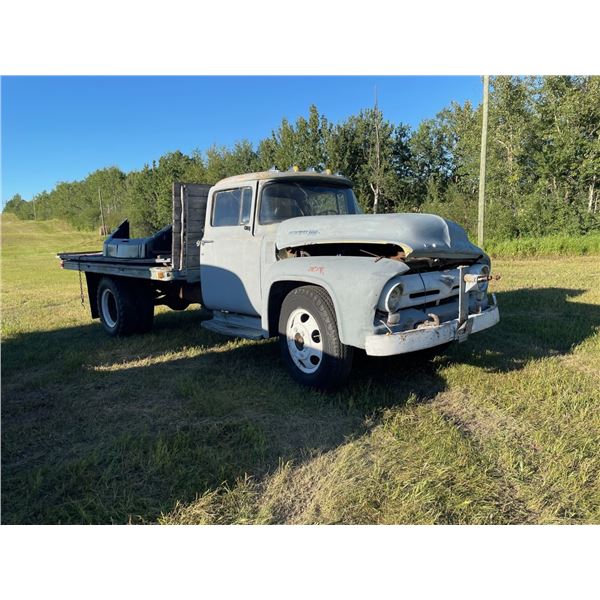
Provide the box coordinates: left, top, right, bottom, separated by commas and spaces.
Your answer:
57, 183, 211, 318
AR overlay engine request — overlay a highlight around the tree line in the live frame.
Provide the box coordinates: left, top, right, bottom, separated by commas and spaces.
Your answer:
4, 76, 599, 241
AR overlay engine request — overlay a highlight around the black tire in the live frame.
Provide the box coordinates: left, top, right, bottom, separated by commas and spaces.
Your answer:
166, 297, 190, 311
278, 285, 353, 390
96, 277, 146, 337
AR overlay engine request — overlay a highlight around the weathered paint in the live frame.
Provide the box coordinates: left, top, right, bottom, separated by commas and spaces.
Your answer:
374, 263, 489, 313
276, 213, 483, 260
212, 170, 353, 190
263, 255, 410, 348
364, 304, 500, 356
200, 181, 262, 315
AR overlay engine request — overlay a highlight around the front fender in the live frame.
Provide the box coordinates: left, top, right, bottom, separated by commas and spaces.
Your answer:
262, 256, 410, 348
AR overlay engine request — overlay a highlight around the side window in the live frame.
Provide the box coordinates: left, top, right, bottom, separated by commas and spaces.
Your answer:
241, 187, 252, 225
212, 187, 253, 227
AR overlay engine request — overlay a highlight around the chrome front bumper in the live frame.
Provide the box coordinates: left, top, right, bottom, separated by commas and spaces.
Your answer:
364, 303, 500, 357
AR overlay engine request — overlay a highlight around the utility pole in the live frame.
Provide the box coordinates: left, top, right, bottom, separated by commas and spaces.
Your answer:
32, 196, 36, 220
371, 86, 381, 214
477, 75, 490, 248
98, 188, 106, 235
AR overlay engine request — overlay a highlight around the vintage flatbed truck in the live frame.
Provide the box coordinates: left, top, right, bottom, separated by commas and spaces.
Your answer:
58, 169, 499, 389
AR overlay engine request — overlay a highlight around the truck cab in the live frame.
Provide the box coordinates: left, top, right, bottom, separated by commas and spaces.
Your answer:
199, 170, 360, 317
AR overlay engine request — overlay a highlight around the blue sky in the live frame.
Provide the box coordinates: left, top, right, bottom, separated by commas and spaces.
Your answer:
1, 76, 482, 205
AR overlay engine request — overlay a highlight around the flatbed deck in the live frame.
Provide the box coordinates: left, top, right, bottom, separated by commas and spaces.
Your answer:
58, 251, 172, 265
57, 251, 181, 281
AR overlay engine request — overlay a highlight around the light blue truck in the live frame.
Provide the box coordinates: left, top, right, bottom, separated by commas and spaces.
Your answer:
59, 169, 499, 389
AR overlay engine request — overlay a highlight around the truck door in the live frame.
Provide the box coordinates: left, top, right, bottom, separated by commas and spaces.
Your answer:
200, 183, 262, 316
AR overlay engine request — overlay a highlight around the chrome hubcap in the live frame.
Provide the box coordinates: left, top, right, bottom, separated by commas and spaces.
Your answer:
101, 288, 117, 328
286, 308, 323, 374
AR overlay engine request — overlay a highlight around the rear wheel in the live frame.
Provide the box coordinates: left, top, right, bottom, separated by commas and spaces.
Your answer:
97, 277, 150, 336
278, 286, 353, 390
166, 297, 190, 311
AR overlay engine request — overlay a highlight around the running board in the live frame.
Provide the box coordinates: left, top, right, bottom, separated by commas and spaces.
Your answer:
201, 314, 267, 340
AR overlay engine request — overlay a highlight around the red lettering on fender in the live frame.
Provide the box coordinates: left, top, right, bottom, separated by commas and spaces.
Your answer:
308, 265, 325, 275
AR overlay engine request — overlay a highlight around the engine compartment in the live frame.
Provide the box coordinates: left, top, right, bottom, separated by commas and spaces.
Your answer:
277, 242, 482, 273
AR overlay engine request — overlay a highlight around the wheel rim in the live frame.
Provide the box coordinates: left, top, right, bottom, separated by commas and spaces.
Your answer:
286, 307, 323, 374
101, 288, 118, 328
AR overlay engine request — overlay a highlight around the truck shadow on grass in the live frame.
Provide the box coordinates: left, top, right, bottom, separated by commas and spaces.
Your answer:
1, 287, 598, 524
446, 287, 600, 373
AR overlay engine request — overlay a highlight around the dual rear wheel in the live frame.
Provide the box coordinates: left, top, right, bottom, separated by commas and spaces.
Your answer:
97, 277, 154, 336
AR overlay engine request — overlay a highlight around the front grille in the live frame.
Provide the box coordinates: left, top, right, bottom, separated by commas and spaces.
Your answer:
409, 289, 440, 299
419, 294, 459, 310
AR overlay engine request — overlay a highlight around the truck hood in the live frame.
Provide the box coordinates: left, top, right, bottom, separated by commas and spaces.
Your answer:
275, 214, 483, 259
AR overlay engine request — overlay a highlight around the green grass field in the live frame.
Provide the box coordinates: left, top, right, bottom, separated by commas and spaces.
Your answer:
486, 234, 600, 258
2, 214, 599, 524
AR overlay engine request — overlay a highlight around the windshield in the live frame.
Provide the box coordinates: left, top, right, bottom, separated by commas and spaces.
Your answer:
259, 180, 361, 225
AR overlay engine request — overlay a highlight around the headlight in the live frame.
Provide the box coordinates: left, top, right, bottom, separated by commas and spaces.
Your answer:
385, 283, 404, 313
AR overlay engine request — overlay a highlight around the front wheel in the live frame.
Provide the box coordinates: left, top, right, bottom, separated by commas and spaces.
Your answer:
278, 286, 353, 390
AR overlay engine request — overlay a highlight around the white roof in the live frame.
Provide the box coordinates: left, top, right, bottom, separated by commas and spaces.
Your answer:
213, 170, 353, 189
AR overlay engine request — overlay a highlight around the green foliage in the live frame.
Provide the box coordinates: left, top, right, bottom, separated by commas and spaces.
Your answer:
205, 141, 260, 184
126, 152, 206, 235
327, 108, 411, 213
421, 183, 479, 239
3, 194, 34, 220
256, 105, 329, 172
485, 233, 600, 258
4, 77, 600, 240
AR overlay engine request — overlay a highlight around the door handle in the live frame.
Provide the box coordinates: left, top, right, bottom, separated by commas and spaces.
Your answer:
200, 239, 214, 245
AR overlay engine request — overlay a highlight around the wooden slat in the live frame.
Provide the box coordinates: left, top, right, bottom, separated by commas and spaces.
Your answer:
186, 224, 203, 232
188, 205, 207, 221
186, 241, 200, 252
172, 182, 183, 268
183, 184, 207, 271
171, 181, 211, 272
185, 217, 206, 226
186, 244, 200, 256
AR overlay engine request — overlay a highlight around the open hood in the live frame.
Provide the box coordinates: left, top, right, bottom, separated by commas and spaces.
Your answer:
275, 213, 483, 259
